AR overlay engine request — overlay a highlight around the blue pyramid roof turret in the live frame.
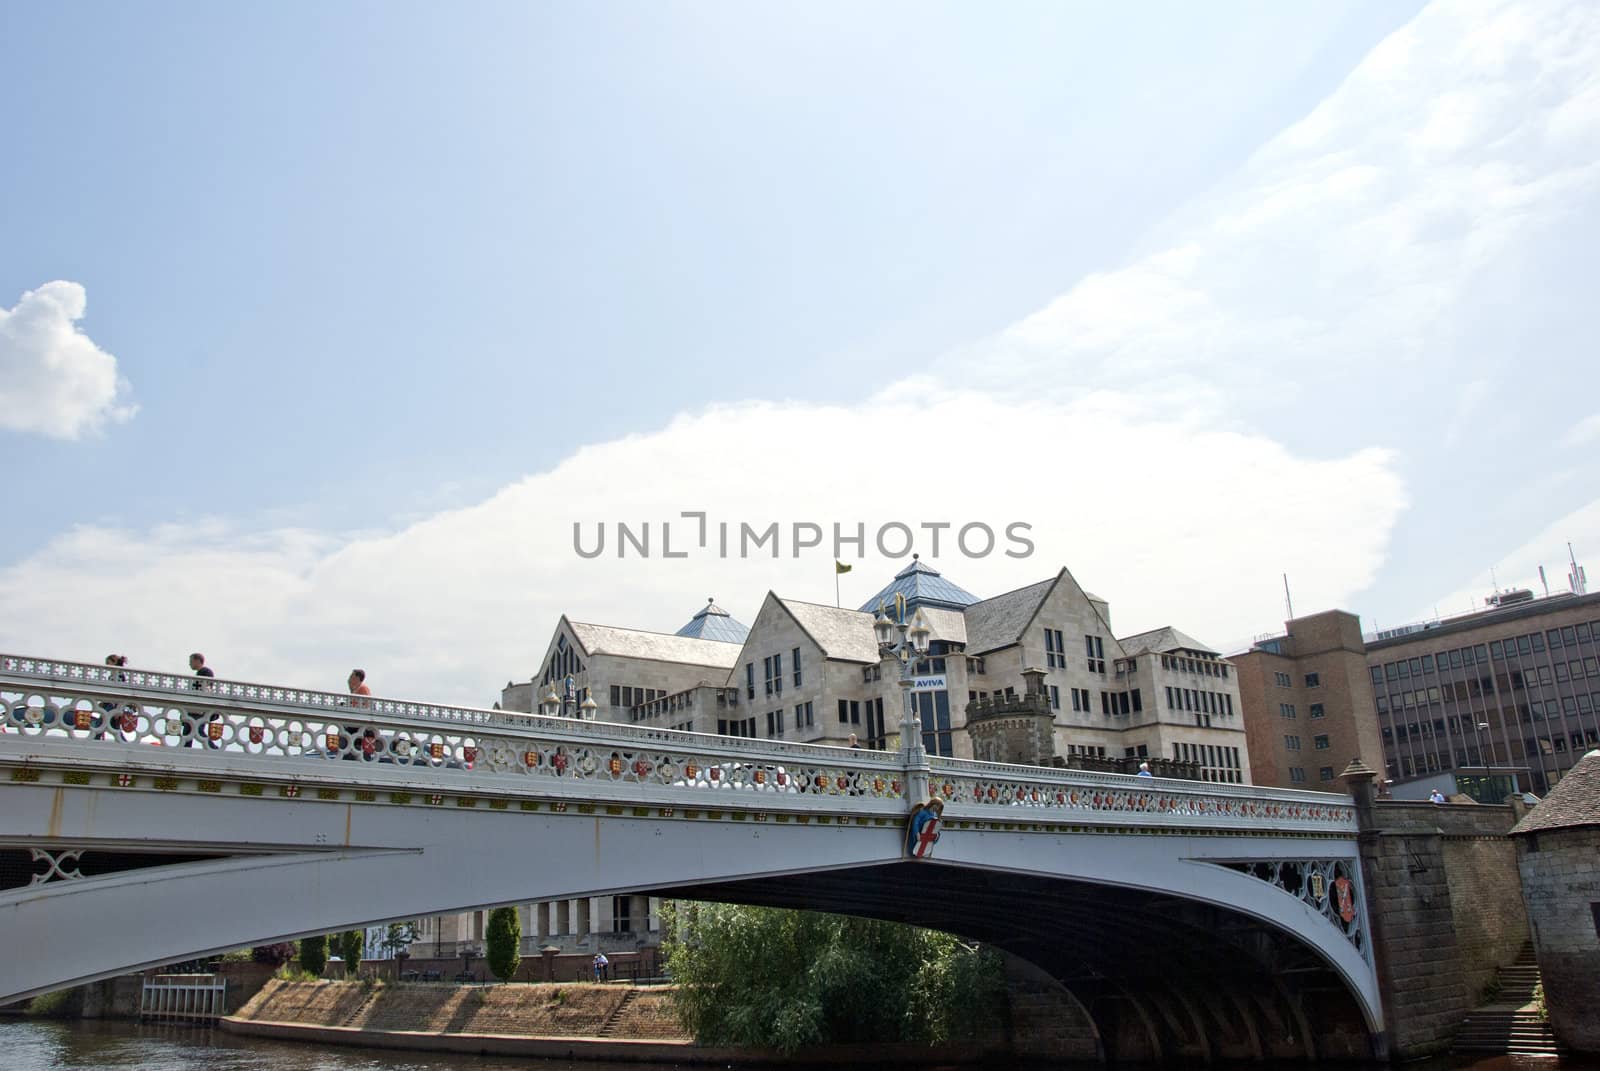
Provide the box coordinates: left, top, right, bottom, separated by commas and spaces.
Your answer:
857, 556, 980, 616
674, 598, 751, 644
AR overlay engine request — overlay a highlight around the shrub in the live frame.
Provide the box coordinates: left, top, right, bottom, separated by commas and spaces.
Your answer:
252, 942, 298, 966
27, 988, 81, 1018
663, 904, 1005, 1054
339, 931, 364, 977
486, 907, 522, 983
299, 934, 329, 977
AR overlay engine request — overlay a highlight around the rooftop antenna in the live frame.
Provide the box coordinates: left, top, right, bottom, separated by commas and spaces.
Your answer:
1570, 542, 1589, 595
1283, 573, 1294, 622
1539, 566, 1550, 598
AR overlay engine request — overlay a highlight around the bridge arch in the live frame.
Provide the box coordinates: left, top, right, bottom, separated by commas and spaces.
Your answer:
1, 654, 1381, 1060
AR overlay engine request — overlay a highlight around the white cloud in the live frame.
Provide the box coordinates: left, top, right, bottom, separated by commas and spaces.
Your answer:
956, 0, 1600, 412
0, 281, 136, 439
1560, 412, 1600, 448
11, 0, 1600, 703
1425, 504, 1599, 622
0, 390, 1404, 702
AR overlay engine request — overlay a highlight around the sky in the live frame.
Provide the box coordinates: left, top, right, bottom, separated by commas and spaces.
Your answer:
3, 0, 1598, 704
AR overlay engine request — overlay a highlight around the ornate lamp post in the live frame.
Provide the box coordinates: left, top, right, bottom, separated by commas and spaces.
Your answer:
874, 600, 932, 802
539, 684, 597, 720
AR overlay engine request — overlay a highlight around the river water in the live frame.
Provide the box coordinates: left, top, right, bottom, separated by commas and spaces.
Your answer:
4, 1019, 1598, 1071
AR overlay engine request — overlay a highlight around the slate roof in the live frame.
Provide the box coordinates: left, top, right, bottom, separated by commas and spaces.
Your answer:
1510, 748, 1600, 835
780, 598, 881, 664
674, 599, 751, 644
1118, 626, 1220, 658
962, 577, 1057, 655
567, 621, 742, 669
858, 556, 980, 615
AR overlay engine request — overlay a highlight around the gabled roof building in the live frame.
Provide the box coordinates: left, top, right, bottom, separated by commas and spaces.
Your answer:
502, 559, 1251, 784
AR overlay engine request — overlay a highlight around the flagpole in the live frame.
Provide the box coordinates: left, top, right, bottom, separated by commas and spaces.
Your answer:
836, 566, 840, 608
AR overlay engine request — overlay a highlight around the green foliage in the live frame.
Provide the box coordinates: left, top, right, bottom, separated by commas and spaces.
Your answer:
486, 907, 522, 982
299, 934, 329, 977
26, 988, 81, 1019
663, 903, 1005, 1054
274, 965, 320, 982
339, 931, 364, 976
1532, 981, 1547, 1022
380, 922, 418, 958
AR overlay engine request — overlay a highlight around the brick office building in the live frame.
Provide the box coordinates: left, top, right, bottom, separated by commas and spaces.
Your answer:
1237, 590, 1600, 798
1232, 610, 1383, 790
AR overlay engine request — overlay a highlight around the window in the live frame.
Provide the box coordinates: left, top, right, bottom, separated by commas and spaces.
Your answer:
1304, 672, 1321, 687
1048, 685, 1060, 710
793, 648, 802, 687
1319, 766, 1335, 782
746, 663, 755, 700
1314, 734, 1330, 750
836, 699, 860, 725
1085, 635, 1105, 674
794, 701, 813, 729
1310, 703, 1325, 719
763, 656, 774, 696
773, 653, 782, 695
1131, 688, 1142, 713
1045, 628, 1066, 669
766, 709, 784, 737
1280, 703, 1297, 719
916, 690, 954, 757
1275, 671, 1292, 687
1290, 767, 1306, 783
1284, 735, 1301, 751
1071, 687, 1090, 712
610, 685, 621, 706
967, 656, 986, 675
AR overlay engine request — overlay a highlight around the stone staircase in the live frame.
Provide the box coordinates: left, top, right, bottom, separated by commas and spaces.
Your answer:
1452, 945, 1563, 1057
594, 987, 640, 1038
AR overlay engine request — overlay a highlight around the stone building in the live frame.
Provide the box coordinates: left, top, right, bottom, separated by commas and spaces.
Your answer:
1510, 748, 1600, 1054
503, 558, 1251, 780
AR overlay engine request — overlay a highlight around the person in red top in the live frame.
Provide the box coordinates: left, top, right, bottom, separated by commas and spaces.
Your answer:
348, 669, 372, 697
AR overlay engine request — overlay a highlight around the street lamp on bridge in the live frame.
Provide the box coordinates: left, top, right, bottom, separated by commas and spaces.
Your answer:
873, 596, 932, 801
539, 684, 598, 720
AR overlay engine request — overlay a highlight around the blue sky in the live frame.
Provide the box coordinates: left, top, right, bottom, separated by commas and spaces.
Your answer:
4, 0, 1598, 701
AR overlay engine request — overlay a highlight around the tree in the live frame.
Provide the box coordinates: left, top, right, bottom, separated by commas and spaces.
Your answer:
251, 942, 297, 966
380, 922, 418, 959
299, 934, 329, 977
339, 930, 364, 977
663, 904, 1004, 1054
486, 907, 522, 983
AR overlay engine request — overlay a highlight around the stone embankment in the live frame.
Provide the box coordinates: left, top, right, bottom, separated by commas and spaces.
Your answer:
225, 979, 997, 1064
225, 979, 698, 1060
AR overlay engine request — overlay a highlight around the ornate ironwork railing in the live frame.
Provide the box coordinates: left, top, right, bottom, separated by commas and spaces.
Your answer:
1, 653, 1357, 832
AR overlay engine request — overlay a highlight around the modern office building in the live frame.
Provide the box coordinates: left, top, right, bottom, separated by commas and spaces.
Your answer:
1364, 589, 1600, 797
1235, 587, 1600, 799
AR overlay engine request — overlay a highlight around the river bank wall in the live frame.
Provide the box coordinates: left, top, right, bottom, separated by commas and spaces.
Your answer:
224, 979, 1006, 1065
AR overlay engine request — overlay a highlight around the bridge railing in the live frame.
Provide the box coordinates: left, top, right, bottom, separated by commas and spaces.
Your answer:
0, 653, 910, 804
928, 755, 1355, 829
2, 653, 1356, 831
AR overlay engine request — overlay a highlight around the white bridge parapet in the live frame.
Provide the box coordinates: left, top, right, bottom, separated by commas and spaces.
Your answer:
1, 653, 1355, 834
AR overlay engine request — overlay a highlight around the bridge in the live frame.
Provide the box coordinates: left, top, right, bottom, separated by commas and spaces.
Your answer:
1, 653, 1380, 1062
